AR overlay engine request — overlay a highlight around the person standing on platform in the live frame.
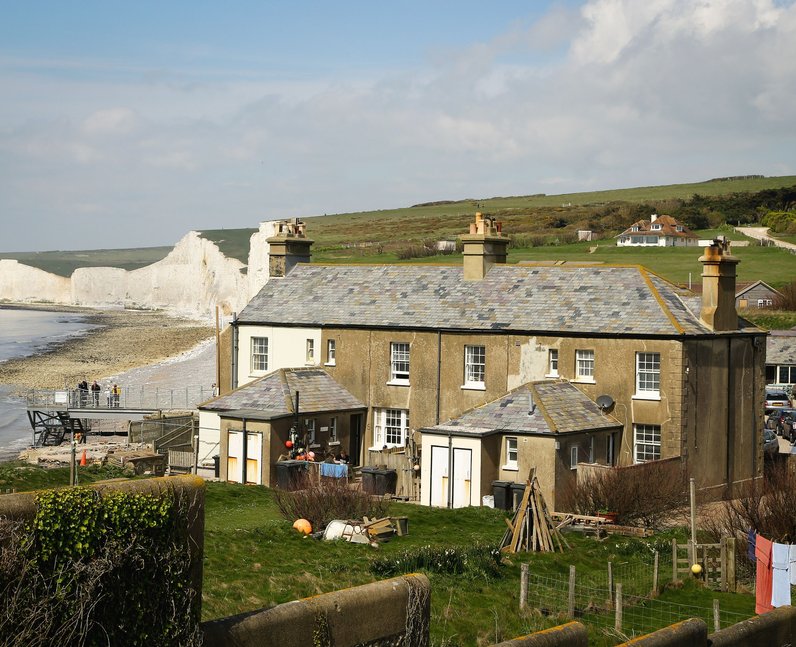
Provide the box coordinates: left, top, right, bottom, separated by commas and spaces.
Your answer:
112, 383, 121, 407
91, 380, 101, 407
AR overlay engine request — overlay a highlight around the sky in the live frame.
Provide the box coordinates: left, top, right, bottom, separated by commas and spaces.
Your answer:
1, 0, 795, 253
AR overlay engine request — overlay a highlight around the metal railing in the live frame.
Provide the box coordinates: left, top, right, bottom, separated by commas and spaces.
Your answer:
25, 385, 214, 412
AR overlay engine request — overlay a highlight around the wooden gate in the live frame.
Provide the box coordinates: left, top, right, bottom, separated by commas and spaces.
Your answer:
672, 538, 736, 592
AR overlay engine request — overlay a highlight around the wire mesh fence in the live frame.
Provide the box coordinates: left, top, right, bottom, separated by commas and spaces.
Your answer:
524, 555, 752, 643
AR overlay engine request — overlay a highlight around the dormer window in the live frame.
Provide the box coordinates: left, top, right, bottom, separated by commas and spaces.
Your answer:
651, 223, 662, 231
631, 226, 640, 232
676, 225, 684, 232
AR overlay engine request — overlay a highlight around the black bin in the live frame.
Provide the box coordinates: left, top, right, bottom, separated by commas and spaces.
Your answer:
276, 460, 306, 491
362, 467, 397, 495
510, 482, 527, 511
492, 480, 512, 510
212, 455, 220, 478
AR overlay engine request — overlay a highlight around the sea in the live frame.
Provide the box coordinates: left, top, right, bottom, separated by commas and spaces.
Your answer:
0, 307, 99, 462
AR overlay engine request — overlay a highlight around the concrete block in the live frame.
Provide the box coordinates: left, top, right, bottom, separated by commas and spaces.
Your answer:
489, 621, 588, 646
709, 606, 796, 647
201, 573, 431, 647
618, 618, 707, 646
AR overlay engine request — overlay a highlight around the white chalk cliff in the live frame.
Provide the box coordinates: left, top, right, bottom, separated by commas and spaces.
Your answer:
0, 221, 281, 320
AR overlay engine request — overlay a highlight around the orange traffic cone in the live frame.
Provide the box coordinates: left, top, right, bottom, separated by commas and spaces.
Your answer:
80, 450, 87, 467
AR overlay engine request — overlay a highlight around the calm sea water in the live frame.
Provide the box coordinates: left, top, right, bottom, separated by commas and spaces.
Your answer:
0, 308, 97, 461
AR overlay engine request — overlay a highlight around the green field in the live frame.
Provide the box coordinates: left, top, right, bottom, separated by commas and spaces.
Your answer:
4, 175, 796, 277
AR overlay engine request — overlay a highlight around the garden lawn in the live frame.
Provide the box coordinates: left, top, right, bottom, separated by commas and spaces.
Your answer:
201, 483, 755, 647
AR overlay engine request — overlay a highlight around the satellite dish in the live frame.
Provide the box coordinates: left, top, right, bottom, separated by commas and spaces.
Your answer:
596, 395, 614, 411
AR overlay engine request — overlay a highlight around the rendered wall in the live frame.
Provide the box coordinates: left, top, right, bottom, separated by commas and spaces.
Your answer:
201, 573, 431, 647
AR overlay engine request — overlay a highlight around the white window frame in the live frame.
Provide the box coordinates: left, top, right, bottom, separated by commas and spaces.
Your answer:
306, 338, 315, 364
634, 424, 661, 463
757, 299, 772, 308
250, 337, 269, 373
635, 352, 661, 399
326, 339, 336, 366
329, 416, 338, 443
504, 437, 518, 470
575, 350, 594, 382
463, 345, 486, 390
651, 223, 662, 231
372, 408, 409, 449
547, 349, 559, 377
389, 342, 410, 385
588, 436, 594, 464
306, 418, 316, 446
570, 446, 578, 470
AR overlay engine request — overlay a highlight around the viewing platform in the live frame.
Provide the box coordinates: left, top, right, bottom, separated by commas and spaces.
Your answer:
24, 385, 214, 447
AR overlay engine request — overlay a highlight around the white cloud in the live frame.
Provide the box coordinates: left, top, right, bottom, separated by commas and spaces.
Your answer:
1, 0, 795, 252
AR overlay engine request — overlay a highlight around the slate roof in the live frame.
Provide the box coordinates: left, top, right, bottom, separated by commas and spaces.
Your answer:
199, 368, 366, 417
617, 214, 697, 239
239, 263, 728, 336
767, 331, 796, 366
422, 381, 622, 437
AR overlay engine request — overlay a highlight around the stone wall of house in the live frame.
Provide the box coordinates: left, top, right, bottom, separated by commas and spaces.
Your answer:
0, 221, 286, 320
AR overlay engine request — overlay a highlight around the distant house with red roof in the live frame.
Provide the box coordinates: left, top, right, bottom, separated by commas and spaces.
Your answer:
616, 214, 699, 247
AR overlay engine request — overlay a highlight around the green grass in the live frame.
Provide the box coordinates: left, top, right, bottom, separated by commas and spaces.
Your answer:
200, 482, 754, 646
742, 311, 796, 330
0, 460, 133, 491
0, 247, 174, 278
0, 467, 758, 646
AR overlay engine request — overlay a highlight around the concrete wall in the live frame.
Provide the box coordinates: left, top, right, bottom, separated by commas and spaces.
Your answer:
201, 573, 431, 647
489, 622, 588, 647
709, 605, 796, 646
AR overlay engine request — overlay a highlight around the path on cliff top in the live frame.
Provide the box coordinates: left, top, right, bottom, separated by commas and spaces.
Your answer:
736, 226, 796, 253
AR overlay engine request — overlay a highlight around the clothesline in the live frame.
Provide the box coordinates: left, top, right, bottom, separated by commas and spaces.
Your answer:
749, 531, 793, 615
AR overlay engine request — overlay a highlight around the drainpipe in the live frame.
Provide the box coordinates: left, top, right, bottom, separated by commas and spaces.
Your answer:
726, 339, 733, 491
447, 430, 453, 509
242, 417, 248, 484
436, 331, 442, 425
231, 312, 239, 390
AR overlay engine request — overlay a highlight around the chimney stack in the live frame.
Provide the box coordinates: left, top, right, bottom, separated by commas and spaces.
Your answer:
460, 212, 509, 280
698, 237, 739, 331
266, 218, 313, 278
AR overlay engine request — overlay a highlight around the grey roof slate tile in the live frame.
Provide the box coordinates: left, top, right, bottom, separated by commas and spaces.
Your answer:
200, 368, 365, 416
239, 264, 717, 336
423, 381, 622, 437
768, 332, 796, 366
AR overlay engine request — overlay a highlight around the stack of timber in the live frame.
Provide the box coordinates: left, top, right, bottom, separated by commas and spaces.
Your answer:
500, 472, 568, 553
551, 512, 654, 538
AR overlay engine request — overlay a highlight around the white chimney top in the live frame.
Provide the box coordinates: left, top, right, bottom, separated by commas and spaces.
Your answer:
650, 214, 658, 222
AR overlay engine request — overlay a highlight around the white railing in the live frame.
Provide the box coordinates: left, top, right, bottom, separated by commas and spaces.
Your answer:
25, 385, 214, 411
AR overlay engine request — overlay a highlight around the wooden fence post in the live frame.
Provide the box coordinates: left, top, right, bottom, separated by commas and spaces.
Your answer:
608, 561, 614, 608
520, 563, 528, 611
653, 550, 659, 595
672, 538, 679, 583
726, 537, 736, 593
568, 565, 576, 619
720, 537, 727, 592
615, 583, 623, 633
713, 599, 720, 633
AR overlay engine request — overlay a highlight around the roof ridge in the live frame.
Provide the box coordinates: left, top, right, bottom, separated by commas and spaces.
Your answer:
639, 267, 686, 334
278, 369, 295, 414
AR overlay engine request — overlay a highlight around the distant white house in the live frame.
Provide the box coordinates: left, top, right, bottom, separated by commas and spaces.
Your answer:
616, 214, 699, 247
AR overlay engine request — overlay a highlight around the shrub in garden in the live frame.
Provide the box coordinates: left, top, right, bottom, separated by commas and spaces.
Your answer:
0, 486, 200, 647
370, 544, 503, 580
561, 459, 688, 528
272, 476, 390, 532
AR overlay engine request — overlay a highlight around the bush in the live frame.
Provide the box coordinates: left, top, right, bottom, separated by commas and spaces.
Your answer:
272, 476, 390, 532
0, 487, 200, 647
702, 461, 796, 544
561, 460, 688, 528
370, 543, 503, 580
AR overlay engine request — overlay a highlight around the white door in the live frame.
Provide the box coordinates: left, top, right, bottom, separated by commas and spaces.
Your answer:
430, 445, 449, 507
228, 431, 243, 483
429, 445, 473, 508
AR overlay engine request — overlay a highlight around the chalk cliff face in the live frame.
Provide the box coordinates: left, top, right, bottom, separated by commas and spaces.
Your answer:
0, 259, 72, 304
0, 226, 276, 319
